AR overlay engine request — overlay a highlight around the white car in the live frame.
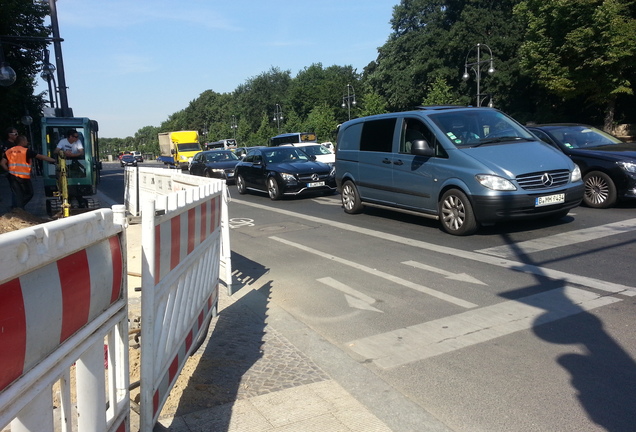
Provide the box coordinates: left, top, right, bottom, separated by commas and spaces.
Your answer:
282, 143, 335, 164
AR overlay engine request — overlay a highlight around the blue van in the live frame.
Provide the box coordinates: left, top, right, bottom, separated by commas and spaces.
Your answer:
335, 106, 584, 235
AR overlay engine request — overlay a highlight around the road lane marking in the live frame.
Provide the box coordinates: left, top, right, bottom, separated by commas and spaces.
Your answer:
347, 286, 621, 369
475, 218, 636, 258
271, 237, 478, 309
402, 261, 487, 285
318, 277, 384, 313
233, 199, 636, 296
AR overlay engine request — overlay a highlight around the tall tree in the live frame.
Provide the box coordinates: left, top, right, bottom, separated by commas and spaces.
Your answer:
515, 0, 636, 129
0, 0, 49, 130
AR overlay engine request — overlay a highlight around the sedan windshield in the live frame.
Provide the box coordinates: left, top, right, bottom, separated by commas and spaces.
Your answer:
430, 110, 534, 147
263, 147, 311, 163
205, 151, 239, 162
543, 126, 623, 149
298, 145, 332, 156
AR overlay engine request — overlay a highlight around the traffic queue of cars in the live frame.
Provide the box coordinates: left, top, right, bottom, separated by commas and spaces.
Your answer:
182, 107, 634, 236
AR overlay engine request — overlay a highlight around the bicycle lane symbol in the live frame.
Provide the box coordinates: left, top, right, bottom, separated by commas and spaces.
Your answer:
229, 218, 255, 229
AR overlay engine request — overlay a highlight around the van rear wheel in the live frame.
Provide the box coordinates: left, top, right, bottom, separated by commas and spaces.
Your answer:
439, 189, 478, 236
341, 180, 363, 214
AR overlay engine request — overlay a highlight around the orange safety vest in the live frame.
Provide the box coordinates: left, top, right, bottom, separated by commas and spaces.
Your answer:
5, 146, 31, 179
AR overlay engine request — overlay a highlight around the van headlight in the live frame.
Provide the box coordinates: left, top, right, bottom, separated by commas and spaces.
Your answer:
571, 165, 582, 182
329, 166, 336, 177
475, 174, 517, 191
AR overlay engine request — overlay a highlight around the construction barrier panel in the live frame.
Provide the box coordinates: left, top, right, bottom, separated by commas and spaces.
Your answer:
138, 179, 225, 431
124, 167, 232, 294
125, 167, 216, 218
0, 207, 129, 432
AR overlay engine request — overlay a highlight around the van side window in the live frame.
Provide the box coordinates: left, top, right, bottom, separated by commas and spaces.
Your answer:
400, 118, 436, 154
360, 119, 395, 153
338, 123, 363, 151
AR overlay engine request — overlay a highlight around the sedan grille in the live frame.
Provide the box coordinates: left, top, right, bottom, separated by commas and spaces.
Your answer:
297, 172, 331, 182
516, 169, 570, 190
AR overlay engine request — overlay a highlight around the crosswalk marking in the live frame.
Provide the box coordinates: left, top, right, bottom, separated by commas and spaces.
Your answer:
234, 200, 636, 296
271, 237, 478, 309
347, 286, 621, 369
476, 218, 636, 258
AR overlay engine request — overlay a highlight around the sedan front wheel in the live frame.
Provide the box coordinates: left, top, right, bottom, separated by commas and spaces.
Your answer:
583, 171, 616, 208
236, 174, 247, 194
267, 177, 282, 200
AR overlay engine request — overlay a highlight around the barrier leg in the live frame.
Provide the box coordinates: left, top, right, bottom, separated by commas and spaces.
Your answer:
76, 340, 107, 432
12, 390, 53, 432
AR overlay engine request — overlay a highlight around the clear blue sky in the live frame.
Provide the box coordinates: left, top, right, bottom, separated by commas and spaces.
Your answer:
39, 0, 397, 138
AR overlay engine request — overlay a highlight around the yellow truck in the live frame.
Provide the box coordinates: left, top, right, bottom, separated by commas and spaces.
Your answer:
157, 130, 202, 170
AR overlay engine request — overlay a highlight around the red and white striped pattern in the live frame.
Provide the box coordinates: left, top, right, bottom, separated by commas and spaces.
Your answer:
0, 235, 124, 392
152, 292, 217, 416
153, 195, 221, 284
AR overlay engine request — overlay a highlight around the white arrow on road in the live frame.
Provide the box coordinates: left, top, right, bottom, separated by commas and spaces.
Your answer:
402, 260, 487, 285
318, 277, 384, 313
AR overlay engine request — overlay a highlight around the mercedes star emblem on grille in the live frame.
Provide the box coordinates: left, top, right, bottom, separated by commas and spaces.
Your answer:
541, 173, 554, 187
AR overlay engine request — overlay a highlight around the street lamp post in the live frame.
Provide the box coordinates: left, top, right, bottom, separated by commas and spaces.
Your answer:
462, 43, 495, 107
341, 84, 357, 120
230, 115, 238, 139
273, 104, 283, 133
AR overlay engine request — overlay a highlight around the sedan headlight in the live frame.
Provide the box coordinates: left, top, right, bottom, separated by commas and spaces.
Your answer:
280, 172, 296, 182
475, 174, 517, 191
618, 161, 636, 174
571, 165, 582, 182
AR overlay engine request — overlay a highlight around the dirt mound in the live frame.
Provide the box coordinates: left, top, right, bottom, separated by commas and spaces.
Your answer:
0, 208, 50, 234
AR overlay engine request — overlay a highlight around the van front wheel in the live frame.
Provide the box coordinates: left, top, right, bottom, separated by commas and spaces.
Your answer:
341, 180, 363, 214
439, 189, 478, 236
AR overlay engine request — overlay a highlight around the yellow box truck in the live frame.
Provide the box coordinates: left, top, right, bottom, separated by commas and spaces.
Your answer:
157, 130, 202, 170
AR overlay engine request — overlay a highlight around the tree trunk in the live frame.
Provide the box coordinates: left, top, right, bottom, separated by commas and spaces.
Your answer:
604, 97, 616, 132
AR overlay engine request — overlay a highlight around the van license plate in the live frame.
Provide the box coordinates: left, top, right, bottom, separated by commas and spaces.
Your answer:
535, 193, 565, 207
307, 181, 325, 188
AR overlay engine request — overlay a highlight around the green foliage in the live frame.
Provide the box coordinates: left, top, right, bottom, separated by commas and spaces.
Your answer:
358, 91, 388, 117
0, 0, 49, 133
305, 103, 338, 143
422, 76, 460, 105
515, 0, 636, 127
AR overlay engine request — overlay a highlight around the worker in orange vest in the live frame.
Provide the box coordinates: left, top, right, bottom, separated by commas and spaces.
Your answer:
0, 135, 56, 210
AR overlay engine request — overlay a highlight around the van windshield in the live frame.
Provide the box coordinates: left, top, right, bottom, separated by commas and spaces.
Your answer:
430, 110, 534, 147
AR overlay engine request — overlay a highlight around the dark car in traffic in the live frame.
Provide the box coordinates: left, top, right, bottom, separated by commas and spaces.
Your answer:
527, 124, 636, 208
234, 146, 336, 200
120, 154, 137, 167
189, 150, 240, 183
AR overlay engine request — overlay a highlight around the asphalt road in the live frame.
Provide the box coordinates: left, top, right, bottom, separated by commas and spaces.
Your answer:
101, 161, 636, 432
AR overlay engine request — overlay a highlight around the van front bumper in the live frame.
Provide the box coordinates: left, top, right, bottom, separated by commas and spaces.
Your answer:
470, 184, 584, 224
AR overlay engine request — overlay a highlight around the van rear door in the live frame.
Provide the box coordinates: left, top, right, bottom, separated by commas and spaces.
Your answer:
357, 118, 397, 204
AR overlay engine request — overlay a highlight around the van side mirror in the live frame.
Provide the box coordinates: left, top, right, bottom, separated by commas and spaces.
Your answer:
411, 139, 435, 156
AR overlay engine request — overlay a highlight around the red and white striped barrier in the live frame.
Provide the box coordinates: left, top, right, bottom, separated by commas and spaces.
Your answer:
0, 207, 130, 432
138, 180, 225, 431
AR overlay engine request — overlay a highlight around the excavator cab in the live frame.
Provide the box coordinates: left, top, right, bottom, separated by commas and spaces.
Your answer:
41, 117, 102, 217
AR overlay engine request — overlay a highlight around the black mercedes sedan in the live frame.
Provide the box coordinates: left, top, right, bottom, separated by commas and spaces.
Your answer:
528, 124, 636, 208
234, 146, 336, 200
189, 150, 240, 184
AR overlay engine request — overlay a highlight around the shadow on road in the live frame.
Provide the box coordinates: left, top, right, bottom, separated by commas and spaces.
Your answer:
498, 233, 636, 431
158, 252, 272, 430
